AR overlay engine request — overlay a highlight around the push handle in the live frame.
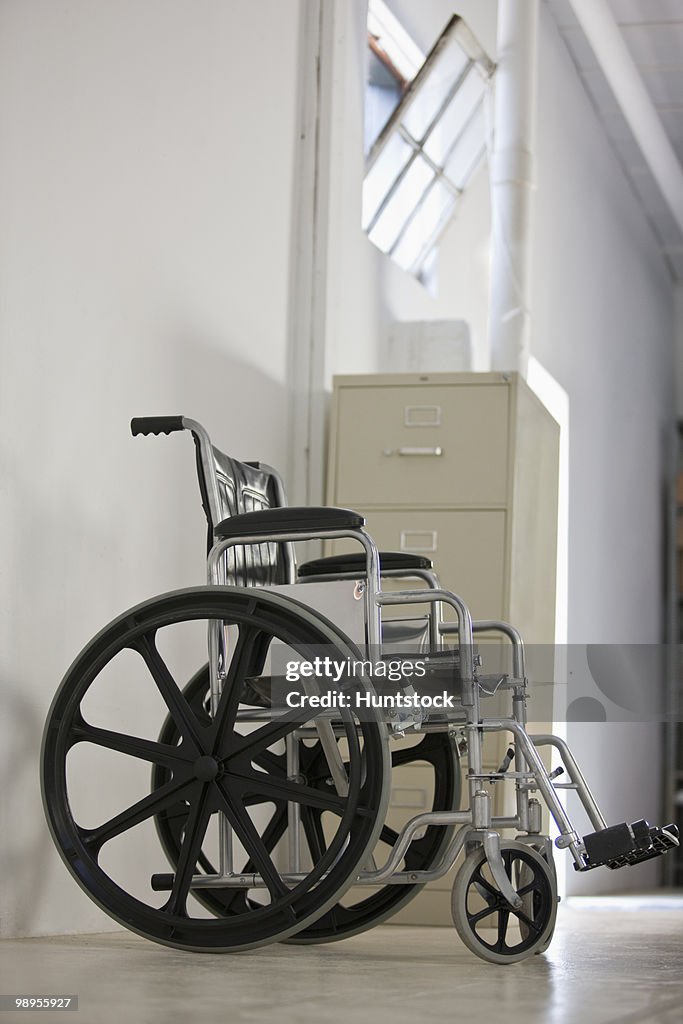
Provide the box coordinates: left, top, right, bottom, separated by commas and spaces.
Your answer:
130, 416, 185, 437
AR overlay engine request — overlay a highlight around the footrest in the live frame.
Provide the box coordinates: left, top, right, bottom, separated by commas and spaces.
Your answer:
582, 821, 679, 870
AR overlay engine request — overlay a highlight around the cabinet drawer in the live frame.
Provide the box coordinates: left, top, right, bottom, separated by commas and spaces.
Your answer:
358, 509, 507, 620
333, 384, 509, 507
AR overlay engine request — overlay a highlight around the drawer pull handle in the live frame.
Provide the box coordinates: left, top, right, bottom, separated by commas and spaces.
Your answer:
382, 446, 444, 457
400, 530, 438, 552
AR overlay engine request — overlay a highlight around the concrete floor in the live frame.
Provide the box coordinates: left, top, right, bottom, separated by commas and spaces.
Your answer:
1, 897, 682, 1024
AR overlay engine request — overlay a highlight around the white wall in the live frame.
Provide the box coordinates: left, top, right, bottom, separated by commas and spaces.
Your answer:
0, 0, 302, 936
382, 169, 493, 370
322, 0, 498, 385
533, 7, 674, 644
531, 5, 675, 893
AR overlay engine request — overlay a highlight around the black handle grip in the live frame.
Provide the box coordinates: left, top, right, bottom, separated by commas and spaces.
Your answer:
150, 873, 175, 891
131, 416, 185, 437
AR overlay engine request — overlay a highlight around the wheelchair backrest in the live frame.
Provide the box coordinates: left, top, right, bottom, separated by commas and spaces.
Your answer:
192, 440, 294, 588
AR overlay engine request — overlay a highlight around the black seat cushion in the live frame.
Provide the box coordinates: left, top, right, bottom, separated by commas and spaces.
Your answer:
214, 506, 365, 539
298, 551, 433, 578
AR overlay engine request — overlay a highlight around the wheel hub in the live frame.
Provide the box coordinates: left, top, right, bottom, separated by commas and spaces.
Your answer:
193, 755, 221, 782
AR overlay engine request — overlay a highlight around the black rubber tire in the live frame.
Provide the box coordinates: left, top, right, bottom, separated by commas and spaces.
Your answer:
516, 839, 558, 954
41, 586, 390, 952
153, 665, 461, 942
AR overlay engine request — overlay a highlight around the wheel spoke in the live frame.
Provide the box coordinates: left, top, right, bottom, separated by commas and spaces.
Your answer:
252, 749, 286, 775
186, 689, 212, 727
157, 802, 192, 826
375, 819, 425, 869
222, 706, 320, 762
208, 803, 289, 915
390, 737, 434, 769
243, 790, 285, 808
210, 623, 262, 749
133, 633, 206, 752
316, 904, 340, 935
157, 804, 219, 880
301, 807, 327, 863
164, 784, 214, 916
513, 908, 542, 936
495, 908, 510, 952
215, 781, 294, 908
472, 865, 498, 898
517, 879, 541, 899
378, 824, 400, 848
301, 806, 331, 864
72, 720, 192, 768
468, 904, 498, 926
254, 802, 289, 857
229, 769, 353, 816
82, 778, 192, 852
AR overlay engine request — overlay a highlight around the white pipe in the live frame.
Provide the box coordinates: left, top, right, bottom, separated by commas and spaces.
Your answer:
568, 0, 683, 238
488, 0, 540, 376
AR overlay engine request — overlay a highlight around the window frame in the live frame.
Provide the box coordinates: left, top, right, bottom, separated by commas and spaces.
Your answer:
363, 14, 496, 279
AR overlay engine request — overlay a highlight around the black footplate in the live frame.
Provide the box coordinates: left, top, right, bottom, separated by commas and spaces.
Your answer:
582, 820, 679, 870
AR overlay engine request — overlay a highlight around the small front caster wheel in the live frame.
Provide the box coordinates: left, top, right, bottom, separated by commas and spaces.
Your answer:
451, 840, 557, 964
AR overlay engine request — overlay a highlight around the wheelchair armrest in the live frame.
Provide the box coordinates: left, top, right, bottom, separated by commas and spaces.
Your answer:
298, 551, 433, 578
214, 506, 365, 539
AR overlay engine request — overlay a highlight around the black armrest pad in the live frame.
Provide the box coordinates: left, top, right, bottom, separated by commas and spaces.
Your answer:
214, 506, 365, 539
298, 551, 433, 578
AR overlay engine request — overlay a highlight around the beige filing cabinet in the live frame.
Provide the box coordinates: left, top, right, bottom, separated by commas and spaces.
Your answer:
325, 372, 560, 925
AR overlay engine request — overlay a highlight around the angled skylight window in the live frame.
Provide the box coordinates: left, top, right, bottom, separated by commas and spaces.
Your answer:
363, 7, 496, 286
365, 0, 424, 154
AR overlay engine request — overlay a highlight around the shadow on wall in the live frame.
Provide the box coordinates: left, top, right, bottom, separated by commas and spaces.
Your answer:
1, 334, 292, 938
0, 688, 52, 934
170, 332, 291, 468
110, 330, 294, 603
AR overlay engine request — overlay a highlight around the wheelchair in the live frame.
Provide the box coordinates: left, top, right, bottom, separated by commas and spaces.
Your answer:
41, 416, 679, 963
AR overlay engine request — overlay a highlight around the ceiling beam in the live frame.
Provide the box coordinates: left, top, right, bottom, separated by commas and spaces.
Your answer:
568, 0, 683, 237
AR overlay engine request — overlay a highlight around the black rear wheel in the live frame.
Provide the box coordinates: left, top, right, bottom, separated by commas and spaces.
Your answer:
41, 587, 390, 952
154, 666, 461, 941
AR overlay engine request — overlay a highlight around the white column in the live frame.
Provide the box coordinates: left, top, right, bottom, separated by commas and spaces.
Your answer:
286, 0, 334, 507
488, 0, 539, 376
